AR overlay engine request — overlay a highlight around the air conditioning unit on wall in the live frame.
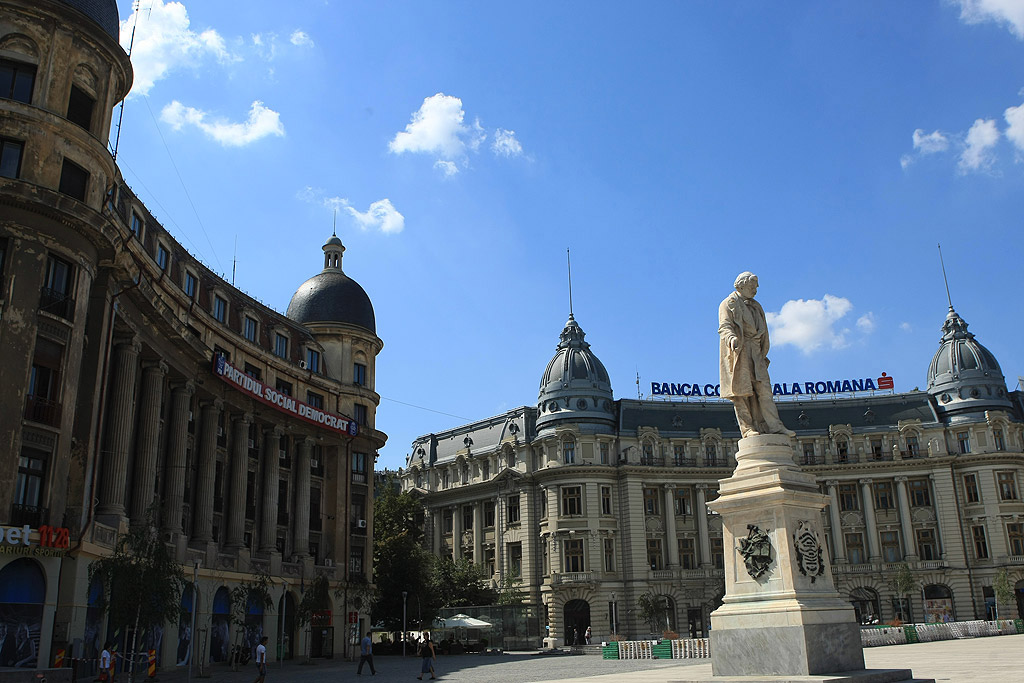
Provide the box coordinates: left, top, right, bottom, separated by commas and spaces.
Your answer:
324, 558, 333, 567
299, 360, 308, 369
356, 519, 367, 528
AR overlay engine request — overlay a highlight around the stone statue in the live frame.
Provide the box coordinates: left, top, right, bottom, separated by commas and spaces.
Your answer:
718, 272, 795, 438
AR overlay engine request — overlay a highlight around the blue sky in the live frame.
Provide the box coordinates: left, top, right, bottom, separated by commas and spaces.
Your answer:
112, 1, 1024, 469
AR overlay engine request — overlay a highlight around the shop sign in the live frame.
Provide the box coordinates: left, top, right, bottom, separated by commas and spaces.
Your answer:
650, 372, 895, 398
0, 524, 70, 557
213, 356, 358, 437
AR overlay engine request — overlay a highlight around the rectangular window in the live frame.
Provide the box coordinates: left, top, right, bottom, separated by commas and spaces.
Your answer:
908, 478, 931, 507
306, 348, 320, 373
1007, 523, 1024, 556
0, 59, 36, 103
274, 332, 288, 358
972, 525, 989, 559
156, 244, 169, 271
0, 138, 23, 178
67, 84, 95, 130
600, 442, 610, 464
509, 542, 523, 576
354, 403, 368, 425
906, 435, 920, 457
601, 485, 612, 515
275, 379, 292, 396
561, 485, 582, 516
672, 445, 686, 466
130, 211, 143, 238
484, 501, 495, 527
870, 439, 883, 460
916, 528, 938, 561
704, 442, 717, 465
964, 473, 981, 504
353, 362, 366, 386
994, 429, 1006, 451
58, 159, 88, 200
351, 452, 367, 483
679, 538, 696, 569
881, 531, 901, 562
507, 495, 520, 525
997, 472, 1019, 501
15, 446, 47, 510
838, 483, 859, 511
184, 271, 197, 300
562, 440, 576, 464
463, 505, 473, 531
485, 549, 495, 576
711, 537, 724, 569
674, 488, 692, 516
40, 254, 74, 320
643, 487, 660, 515
846, 533, 866, 565
277, 479, 288, 525
957, 431, 971, 454
604, 538, 615, 572
835, 439, 849, 463
873, 481, 894, 510
481, 460, 489, 479
564, 539, 584, 572
243, 316, 258, 342
349, 547, 364, 576
306, 391, 323, 409
646, 538, 663, 570
442, 509, 453, 533
244, 362, 261, 380
802, 441, 815, 464
213, 295, 227, 322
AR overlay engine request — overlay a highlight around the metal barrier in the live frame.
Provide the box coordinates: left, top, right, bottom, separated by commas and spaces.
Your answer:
862, 619, 1022, 647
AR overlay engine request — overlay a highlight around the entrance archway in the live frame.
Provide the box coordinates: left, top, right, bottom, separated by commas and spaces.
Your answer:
562, 599, 590, 646
177, 582, 198, 665
0, 558, 46, 668
1015, 580, 1024, 619
277, 593, 297, 660
923, 584, 953, 623
210, 587, 231, 662
850, 587, 880, 624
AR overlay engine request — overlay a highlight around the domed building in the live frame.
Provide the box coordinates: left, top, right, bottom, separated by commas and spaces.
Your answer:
0, 0, 385, 672
403, 302, 1024, 648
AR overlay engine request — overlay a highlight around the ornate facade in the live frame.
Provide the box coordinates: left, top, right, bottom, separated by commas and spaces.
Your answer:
0, 0, 384, 671
403, 308, 1024, 646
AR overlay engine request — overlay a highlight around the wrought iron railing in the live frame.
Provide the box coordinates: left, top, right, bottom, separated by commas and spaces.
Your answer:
38, 288, 74, 320
23, 395, 61, 426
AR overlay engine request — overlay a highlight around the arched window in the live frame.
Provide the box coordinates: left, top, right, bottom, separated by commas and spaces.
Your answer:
176, 583, 197, 665
849, 587, 880, 624
0, 558, 46, 668
923, 584, 954, 623
210, 587, 231, 662
562, 439, 576, 464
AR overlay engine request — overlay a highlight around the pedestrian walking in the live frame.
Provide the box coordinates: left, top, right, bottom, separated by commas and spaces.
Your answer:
357, 631, 376, 675
253, 636, 268, 683
99, 641, 113, 682
417, 634, 436, 680
584, 626, 592, 645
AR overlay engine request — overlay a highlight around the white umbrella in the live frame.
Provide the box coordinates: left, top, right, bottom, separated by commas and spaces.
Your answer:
438, 614, 492, 629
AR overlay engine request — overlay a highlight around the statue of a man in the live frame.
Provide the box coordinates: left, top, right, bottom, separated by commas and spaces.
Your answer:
719, 272, 795, 438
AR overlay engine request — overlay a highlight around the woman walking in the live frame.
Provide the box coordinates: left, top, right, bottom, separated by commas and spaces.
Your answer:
417, 634, 436, 680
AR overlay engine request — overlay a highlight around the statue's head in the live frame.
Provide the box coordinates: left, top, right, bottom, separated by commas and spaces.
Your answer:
734, 272, 758, 297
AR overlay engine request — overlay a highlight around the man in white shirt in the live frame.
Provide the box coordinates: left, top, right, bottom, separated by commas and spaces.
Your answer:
253, 636, 268, 683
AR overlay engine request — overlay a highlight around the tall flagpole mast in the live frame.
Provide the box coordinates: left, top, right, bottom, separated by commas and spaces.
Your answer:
938, 243, 953, 311
566, 248, 573, 317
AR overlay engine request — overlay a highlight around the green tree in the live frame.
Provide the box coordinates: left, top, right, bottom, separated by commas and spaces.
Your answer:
89, 520, 185, 682
992, 568, 1014, 620
886, 563, 919, 623
496, 568, 526, 606
429, 555, 498, 608
372, 475, 434, 634
228, 568, 274, 670
636, 591, 669, 635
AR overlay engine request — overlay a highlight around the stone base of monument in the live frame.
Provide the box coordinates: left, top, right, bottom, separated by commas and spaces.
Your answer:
697, 435, 931, 683
669, 670, 935, 683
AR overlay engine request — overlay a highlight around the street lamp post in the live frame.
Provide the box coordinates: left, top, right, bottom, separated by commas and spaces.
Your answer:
402, 591, 408, 657
610, 592, 617, 637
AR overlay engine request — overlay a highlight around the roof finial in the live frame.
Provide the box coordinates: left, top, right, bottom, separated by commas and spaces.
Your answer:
333, 209, 337, 237
938, 243, 953, 311
566, 248, 574, 318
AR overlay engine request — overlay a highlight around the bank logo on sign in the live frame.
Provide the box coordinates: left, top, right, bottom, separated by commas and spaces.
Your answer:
348, 421, 359, 437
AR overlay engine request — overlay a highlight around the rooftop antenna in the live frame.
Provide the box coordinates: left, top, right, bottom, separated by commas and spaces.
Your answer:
938, 243, 953, 311
231, 235, 237, 286
636, 369, 642, 400
112, 1, 147, 161
566, 248, 574, 317
333, 208, 338, 236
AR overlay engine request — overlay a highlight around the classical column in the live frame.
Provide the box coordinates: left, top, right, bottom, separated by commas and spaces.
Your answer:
859, 478, 881, 561
696, 484, 711, 568
162, 382, 194, 534
191, 399, 221, 544
130, 361, 167, 523
664, 485, 680, 567
451, 505, 462, 561
293, 437, 314, 557
894, 476, 919, 561
259, 427, 283, 553
826, 480, 846, 563
225, 413, 252, 548
473, 503, 484, 564
98, 338, 141, 516
432, 509, 442, 555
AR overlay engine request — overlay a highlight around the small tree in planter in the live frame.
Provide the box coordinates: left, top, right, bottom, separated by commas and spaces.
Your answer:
636, 592, 669, 638
295, 573, 332, 662
992, 569, 1014, 621
886, 563, 919, 624
229, 568, 274, 670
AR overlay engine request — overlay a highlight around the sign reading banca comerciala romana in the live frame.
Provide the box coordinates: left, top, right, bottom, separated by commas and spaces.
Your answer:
213, 356, 358, 437
650, 372, 895, 398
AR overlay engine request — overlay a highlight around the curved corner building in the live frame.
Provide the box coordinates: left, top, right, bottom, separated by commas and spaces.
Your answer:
0, 0, 385, 670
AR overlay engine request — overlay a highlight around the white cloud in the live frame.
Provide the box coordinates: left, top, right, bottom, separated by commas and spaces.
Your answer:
765, 295, 855, 354
900, 322, 913, 332
434, 160, 458, 177
913, 128, 949, 154
389, 93, 491, 174
345, 199, 405, 234
958, 118, 1000, 172
856, 313, 876, 334
298, 188, 405, 234
121, 0, 237, 97
160, 100, 285, 147
492, 128, 523, 157
290, 30, 314, 47
953, 0, 1024, 38
1004, 100, 1024, 154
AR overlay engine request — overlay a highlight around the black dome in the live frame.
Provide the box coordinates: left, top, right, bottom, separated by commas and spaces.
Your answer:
57, 0, 120, 40
286, 271, 376, 333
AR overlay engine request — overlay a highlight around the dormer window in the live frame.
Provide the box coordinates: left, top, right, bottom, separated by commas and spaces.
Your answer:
274, 332, 288, 359
243, 316, 258, 342
184, 271, 197, 300
306, 348, 321, 373
130, 212, 144, 239
1, 59, 36, 104
213, 295, 227, 323
156, 244, 169, 270
353, 362, 366, 386
1, 138, 24, 179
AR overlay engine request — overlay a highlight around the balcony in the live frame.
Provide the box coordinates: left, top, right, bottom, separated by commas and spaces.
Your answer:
24, 395, 62, 427
38, 288, 75, 321
703, 458, 726, 468
352, 471, 367, 485
640, 456, 664, 466
552, 571, 594, 585
10, 504, 48, 527
650, 568, 677, 580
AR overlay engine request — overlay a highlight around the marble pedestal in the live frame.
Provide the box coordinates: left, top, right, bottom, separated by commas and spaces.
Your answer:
708, 434, 865, 677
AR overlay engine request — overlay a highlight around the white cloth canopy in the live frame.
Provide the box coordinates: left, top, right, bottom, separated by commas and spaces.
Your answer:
436, 614, 492, 629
